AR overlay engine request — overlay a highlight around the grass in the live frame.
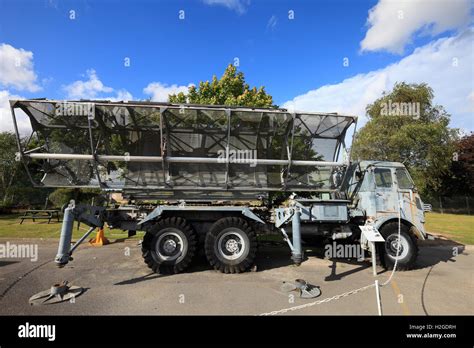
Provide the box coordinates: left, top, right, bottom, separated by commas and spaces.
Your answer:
424, 212, 474, 245
0, 212, 472, 245
0, 214, 133, 240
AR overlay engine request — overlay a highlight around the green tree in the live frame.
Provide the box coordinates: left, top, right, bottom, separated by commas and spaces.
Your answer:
0, 132, 20, 205
437, 133, 474, 197
169, 64, 275, 107
0, 132, 46, 208
48, 187, 103, 208
352, 82, 459, 196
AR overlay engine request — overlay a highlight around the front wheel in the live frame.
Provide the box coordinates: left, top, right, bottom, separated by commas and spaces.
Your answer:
205, 217, 257, 274
378, 222, 418, 270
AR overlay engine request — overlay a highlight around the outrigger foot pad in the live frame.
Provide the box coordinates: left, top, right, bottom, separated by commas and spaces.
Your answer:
281, 279, 321, 299
29, 281, 84, 305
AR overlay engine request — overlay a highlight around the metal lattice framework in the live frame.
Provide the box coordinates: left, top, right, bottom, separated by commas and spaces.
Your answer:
10, 99, 357, 199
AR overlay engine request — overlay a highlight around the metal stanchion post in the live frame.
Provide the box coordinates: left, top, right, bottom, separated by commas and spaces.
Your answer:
375, 279, 382, 316
370, 241, 377, 276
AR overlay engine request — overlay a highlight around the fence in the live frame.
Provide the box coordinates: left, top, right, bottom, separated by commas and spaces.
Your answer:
425, 195, 473, 215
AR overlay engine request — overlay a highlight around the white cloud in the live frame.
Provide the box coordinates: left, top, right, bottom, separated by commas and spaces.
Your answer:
0, 43, 41, 92
0, 90, 32, 134
283, 30, 474, 131
202, 0, 250, 14
63, 69, 113, 99
110, 89, 133, 102
360, 0, 472, 54
143, 82, 193, 102
63, 69, 133, 101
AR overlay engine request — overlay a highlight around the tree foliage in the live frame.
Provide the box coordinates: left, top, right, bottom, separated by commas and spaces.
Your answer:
352, 82, 459, 196
169, 64, 275, 108
437, 133, 474, 196
0, 132, 20, 205
0, 132, 46, 208
48, 187, 103, 208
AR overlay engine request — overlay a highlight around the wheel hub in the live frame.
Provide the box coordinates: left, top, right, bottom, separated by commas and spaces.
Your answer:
389, 238, 402, 253
385, 234, 409, 259
163, 239, 177, 254
217, 230, 246, 261
155, 230, 185, 261
225, 239, 239, 253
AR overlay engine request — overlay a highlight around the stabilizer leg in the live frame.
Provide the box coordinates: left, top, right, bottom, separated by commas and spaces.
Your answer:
291, 208, 303, 265
55, 202, 75, 266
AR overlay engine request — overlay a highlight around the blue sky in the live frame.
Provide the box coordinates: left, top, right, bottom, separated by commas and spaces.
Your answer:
0, 0, 472, 132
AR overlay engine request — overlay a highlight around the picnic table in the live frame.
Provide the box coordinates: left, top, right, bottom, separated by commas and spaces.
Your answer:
19, 209, 61, 224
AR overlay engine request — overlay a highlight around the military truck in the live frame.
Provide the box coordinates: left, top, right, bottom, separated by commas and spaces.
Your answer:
10, 99, 429, 274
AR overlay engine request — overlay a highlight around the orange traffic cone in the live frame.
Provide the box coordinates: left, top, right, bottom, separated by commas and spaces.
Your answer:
89, 227, 109, 246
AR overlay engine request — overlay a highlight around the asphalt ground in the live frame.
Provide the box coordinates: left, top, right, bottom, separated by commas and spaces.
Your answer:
0, 237, 472, 315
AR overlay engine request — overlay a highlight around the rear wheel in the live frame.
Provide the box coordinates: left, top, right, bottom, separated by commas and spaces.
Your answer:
142, 217, 197, 274
205, 217, 257, 274
378, 222, 418, 270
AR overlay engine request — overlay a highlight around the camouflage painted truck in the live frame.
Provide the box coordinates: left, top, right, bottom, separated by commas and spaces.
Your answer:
10, 99, 429, 274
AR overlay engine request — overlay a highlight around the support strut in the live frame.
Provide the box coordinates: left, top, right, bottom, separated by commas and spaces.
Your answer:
291, 207, 303, 265
54, 200, 105, 267
55, 202, 75, 266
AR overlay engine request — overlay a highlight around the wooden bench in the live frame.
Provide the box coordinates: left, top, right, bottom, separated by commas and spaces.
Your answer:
19, 210, 61, 224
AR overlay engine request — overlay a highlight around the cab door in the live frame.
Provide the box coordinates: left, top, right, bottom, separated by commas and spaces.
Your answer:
395, 167, 426, 233
373, 167, 398, 213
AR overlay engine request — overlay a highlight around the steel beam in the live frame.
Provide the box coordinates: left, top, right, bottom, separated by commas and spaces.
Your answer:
26, 153, 345, 167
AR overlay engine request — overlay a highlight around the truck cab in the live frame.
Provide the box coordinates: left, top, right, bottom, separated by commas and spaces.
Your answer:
345, 160, 428, 269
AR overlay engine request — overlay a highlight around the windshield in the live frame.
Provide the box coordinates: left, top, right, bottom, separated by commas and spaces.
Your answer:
395, 168, 413, 190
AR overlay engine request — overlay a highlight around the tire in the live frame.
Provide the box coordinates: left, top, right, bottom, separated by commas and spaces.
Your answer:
378, 222, 418, 270
142, 217, 197, 274
205, 217, 257, 274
